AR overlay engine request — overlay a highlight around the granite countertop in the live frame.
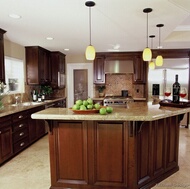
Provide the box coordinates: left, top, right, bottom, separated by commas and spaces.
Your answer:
31, 102, 190, 121
0, 97, 66, 117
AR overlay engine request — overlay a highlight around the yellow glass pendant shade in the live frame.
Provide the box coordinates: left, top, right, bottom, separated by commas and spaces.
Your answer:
85, 45, 95, 60
149, 61, 155, 69
155, 55, 163, 66
143, 47, 152, 61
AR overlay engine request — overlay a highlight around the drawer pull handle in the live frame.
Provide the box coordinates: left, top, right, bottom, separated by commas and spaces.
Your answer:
19, 124, 24, 128
19, 115, 23, 119
20, 142, 25, 147
19, 132, 24, 136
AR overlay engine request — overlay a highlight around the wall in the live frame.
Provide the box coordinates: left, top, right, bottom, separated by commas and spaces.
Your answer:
96, 74, 144, 98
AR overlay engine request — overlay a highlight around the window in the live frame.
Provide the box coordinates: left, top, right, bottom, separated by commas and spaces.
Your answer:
4, 56, 25, 94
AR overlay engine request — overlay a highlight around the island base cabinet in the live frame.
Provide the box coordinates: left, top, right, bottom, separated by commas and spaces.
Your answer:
48, 116, 180, 189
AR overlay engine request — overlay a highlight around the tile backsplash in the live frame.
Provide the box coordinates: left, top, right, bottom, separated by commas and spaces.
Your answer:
94, 74, 145, 98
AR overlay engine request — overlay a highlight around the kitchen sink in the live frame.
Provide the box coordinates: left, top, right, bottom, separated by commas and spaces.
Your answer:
11, 101, 44, 107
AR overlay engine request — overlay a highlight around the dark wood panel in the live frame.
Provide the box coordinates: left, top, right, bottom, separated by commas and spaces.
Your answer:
94, 56, 105, 84
0, 125, 13, 163
165, 116, 179, 171
94, 122, 128, 186
0, 29, 6, 83
51, 121, 88, 186
137, 121, 152, 185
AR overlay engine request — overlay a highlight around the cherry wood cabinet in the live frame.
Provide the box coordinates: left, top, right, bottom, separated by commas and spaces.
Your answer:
12, 110, 29, 154
50, 51, 66, 88
0, 115, 13, 164
94, 55, 105, 84
48, 115, 180, 189
133, 56, 147, 84
28, 106, 46, 143
26, 46, 51, 85
0, 28, 6, 83
0, 105, 46, 165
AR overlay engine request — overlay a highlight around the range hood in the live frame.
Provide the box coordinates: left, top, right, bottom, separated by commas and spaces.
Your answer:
104, 60, 134, 74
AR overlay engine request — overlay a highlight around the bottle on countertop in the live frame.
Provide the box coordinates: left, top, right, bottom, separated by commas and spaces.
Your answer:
172, 74, 180, 103
37, 90, 42, 102
32, 89, 37, 102
41, 90, 45, 102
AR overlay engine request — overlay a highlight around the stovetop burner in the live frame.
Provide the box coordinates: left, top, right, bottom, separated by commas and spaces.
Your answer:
103, 94, 134, 107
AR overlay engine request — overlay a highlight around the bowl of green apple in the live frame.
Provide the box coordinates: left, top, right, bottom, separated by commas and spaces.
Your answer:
71, 98, 113, 115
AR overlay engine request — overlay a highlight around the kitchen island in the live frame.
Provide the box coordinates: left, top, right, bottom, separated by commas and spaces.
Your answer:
32, 102, 190, 189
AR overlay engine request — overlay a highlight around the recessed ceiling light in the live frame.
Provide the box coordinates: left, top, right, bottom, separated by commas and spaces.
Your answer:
46, 37, 54, 40
64, 48, 69, 51
9, 13, 21, 19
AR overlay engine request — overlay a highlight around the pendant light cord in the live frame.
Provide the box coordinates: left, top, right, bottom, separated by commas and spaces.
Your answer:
159, 27, 161, 48
89, 7, 92, 45
146, 13, 148, 47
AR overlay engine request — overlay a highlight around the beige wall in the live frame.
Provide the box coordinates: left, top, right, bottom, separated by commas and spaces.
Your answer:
4, 39, 25, 61
66, 54, 93, 64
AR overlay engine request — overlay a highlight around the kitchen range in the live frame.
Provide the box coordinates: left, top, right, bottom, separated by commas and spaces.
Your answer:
103, 94, 134, 108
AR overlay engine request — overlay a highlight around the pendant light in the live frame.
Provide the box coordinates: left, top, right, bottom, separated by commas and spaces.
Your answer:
85, 1, 96, 60
142, 8, 153, 61
155, 24, 164, 66
149, 35, 155, 69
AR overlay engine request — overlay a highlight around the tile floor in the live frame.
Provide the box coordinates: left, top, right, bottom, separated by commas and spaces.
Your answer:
0, 128, 190, 189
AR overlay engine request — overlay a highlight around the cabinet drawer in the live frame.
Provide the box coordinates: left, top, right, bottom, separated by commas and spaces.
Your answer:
13, 128, 29, 143
12, 111, 28, 122
13, 137, 29, 154
12, 120, 28, 132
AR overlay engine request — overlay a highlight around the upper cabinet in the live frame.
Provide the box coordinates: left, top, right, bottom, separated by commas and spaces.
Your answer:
50, 51, 65, 88
94, 55, 105, 84
0, 29, 6, 83
133, 56, 147, 84
26, 46, 51, 85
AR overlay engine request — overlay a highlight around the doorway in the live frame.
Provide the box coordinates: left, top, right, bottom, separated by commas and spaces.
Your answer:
67, 63, 93, 108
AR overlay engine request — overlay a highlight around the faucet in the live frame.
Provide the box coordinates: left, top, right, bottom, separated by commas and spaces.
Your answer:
14, 95, 20, 105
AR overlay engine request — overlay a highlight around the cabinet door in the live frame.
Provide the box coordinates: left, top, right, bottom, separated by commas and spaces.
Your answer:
0, 116, 13, 164
133, 56, 147, 84
94, 56, 105, 84
26, 46, 51, 85
0, 29, 6, 83
38, 47, 51, 84
28, 106, 46, 143
50, 52, 66, 88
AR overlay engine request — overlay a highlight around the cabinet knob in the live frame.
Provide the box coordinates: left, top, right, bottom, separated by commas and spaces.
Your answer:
19, 115, 23, 119
19, 132, 24, 136
19, 124, 24, 128
20, 142, 25, 147
0, 131, 1, 134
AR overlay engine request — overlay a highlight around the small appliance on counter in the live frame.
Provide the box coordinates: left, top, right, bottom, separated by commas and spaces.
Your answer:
152, 84, 160, 96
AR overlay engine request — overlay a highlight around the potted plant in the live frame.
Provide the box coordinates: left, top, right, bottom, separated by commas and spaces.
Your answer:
97, 85, 106, 97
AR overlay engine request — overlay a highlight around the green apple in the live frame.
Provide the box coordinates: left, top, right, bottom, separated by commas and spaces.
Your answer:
87, 98, 93, 105
106, 107, 113, 113
94, 103, 100, 110
76, 99, 83, 106
87, 104, 93, 109
72, 104, 80, 110
99, 108, 107, 115
83, 100, 88, 106
80, 105, 87, 110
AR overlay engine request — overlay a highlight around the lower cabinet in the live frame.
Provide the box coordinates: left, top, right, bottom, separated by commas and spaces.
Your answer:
0, 116, 13, 164
28, 106, 46, 143
0, 105, 47, 165
12, 111, 29, 154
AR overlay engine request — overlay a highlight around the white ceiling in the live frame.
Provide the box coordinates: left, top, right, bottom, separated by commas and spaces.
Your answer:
0, 0, 190, 57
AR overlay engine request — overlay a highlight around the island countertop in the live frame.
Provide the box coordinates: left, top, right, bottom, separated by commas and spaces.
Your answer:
31, 102, 190, 121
